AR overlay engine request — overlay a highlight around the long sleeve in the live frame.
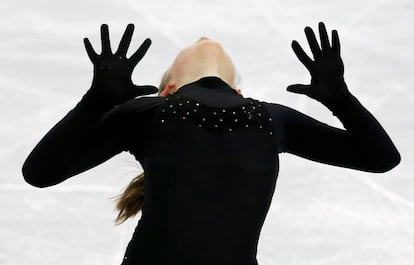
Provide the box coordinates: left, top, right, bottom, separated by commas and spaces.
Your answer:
265, 91, 401, 173
21, 90, 137, 188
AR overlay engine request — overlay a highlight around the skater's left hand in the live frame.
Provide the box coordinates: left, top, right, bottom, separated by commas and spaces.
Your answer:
287, 22, 350, 109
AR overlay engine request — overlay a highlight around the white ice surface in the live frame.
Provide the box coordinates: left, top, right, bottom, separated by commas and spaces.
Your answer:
1, 0, 413, 264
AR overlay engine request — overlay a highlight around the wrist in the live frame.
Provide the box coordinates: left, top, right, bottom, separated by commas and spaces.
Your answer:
324, 80, 353, 114
79, 88, 116, 115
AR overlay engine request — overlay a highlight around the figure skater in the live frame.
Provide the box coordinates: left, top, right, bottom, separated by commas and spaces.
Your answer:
22, 22, 401, 265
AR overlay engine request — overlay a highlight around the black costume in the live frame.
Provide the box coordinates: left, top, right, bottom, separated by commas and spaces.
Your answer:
22, 76, 400, 265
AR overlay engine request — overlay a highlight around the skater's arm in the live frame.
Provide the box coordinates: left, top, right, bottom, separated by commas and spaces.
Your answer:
21, 92, 161, 187
22, 92, 132, 187
21, 24, 158, 187
269, 22, 400, 172
266, 94, 400, 172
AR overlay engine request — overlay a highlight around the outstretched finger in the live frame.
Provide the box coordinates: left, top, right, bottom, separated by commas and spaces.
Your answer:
100, 24, 112, 54
331, 30, 341, 55
116, 24, 134, 57
129, 38, 152, 66
304, 26, 322, 60
83, 38, 98, 62
318, 22, 330, 53
286, 84, 310, 95
291, 40, 314, 72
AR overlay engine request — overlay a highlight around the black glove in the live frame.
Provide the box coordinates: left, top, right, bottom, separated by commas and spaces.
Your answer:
82, 24, 158, 110
287, 22, 350, 111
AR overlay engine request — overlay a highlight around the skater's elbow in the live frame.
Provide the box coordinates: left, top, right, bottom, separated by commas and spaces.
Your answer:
22, 171, 49, 188
22, 163, 54, 188
23, 176, 50, 188
371, 149, 401, 173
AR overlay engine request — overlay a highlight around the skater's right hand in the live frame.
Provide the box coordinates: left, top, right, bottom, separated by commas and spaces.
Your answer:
83, 24, 158, 107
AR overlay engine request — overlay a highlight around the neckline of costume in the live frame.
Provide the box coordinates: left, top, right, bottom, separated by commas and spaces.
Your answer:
174, 76, 239, 95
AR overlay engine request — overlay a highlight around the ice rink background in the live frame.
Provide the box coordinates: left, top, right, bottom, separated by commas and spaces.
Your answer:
1, 0, 413, 264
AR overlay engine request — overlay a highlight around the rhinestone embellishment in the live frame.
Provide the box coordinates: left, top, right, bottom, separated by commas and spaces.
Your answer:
158, 94, 274, 135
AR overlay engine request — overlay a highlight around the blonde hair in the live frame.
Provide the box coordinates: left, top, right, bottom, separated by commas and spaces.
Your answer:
113, 68, 240, 225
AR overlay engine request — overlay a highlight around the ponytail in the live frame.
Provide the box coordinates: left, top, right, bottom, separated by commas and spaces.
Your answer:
113, 172, 145, 225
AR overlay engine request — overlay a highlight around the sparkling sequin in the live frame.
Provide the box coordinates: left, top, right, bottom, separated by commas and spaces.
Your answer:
158, 93, 274, 135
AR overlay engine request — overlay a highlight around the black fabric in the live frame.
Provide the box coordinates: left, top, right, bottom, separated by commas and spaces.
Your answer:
22, 76, 400, 265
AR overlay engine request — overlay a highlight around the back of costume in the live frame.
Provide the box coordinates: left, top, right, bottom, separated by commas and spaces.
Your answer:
122, 76, 279, 265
